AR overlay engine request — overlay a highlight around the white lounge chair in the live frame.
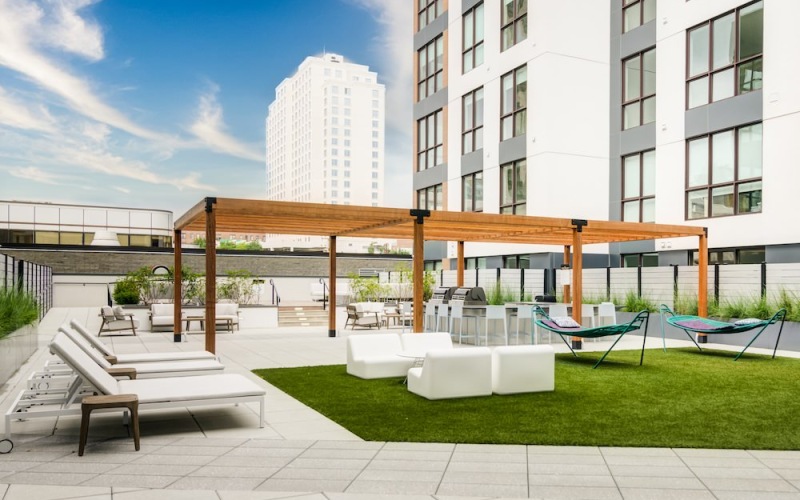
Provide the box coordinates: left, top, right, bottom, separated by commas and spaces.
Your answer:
70, 320, 217, 364
3, 332, 265, 445
59, 328, 225, 379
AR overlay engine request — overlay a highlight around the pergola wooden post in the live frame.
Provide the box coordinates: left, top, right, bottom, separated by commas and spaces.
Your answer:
173, 230, 182, 343
456, 241, 465, 287
204, 197, 217, 354
411, 209, 429, 333
571, 220, 586, 349
697, 228, 709, 342
328, 236, 337, 338
562, 245, 571, 303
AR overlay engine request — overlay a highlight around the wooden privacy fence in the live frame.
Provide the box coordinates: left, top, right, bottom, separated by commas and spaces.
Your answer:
1, 253, 53, 320
423, 263, 800, 307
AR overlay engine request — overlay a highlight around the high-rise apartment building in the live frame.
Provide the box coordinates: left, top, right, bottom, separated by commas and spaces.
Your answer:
414, 0, 800, 271
266, 53, 385, 208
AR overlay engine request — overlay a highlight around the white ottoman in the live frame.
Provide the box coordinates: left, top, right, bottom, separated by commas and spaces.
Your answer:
492, 345, 555, 395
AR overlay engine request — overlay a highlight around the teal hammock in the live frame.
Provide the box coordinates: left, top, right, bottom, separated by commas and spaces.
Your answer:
659, 304, 787, 360
532, 305, 650, 369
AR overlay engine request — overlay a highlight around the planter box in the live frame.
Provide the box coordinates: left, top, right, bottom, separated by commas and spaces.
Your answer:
0, 322, 38, 388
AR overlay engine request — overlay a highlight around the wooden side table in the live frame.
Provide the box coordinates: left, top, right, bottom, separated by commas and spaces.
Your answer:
79, 394, 140, 456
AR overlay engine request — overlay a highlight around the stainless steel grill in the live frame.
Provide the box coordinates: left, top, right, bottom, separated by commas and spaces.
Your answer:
450, 287, 487, 306
431, 286, 458, 303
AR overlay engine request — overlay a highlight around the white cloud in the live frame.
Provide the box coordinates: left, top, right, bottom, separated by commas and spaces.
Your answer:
113, 186, 130, 194
189, 83, 264, 162
0, 86, 56, 132
8, 165, 62, 184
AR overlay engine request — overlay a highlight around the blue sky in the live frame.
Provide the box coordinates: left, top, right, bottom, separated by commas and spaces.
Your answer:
0, 0, 411, 216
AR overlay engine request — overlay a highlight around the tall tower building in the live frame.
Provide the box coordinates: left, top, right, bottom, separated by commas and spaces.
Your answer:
415, 0, 800, 271
266, 53, 385, 208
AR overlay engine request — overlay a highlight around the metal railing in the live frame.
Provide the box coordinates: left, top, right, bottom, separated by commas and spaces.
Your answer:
1, 253, 53, 320
269, 278, 281, 306
319, 278, 329, 310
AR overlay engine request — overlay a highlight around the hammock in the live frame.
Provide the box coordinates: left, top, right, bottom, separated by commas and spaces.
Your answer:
659, 304, 787, 361
532, 305, 650, 369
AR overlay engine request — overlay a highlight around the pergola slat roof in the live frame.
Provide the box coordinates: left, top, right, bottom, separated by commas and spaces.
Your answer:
175, 198, 705, 245
172, 197, 709, 354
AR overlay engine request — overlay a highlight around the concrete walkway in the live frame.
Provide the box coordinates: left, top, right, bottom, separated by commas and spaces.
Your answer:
1, 308, 799, 500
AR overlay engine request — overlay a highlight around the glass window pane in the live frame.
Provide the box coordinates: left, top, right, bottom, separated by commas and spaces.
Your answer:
463, 51, 473, 73
624, 4, 641, 33
712, 14, 735, 70
514, 110, 526, 137
463, 96, 473, 131
515, 203, 526, 215
502, 74, 513, 114
688, 25, 710, 77
687, 189, 708, 219
502, 116, 513, 140
642, 49, 656, 95
642, 198, 655, 223
738, 57, 762, 93
623, 155, 640, 198
624, 56, 641, 101
738, 181, 762, 213
739, 248, 765, 264
463, 133, 473, 154
464, 12, 474, 47
516, 16, 527, 43
435, 186, 443, 210
712, 68, 734, 102
642, 0, 656, 24
739, 1, 763, 59
642, 96, 656, 124
515, 66, 527, 110
712, 130, 735, 183
738, 123, 762, 179
517, 0, 527, 15
623, 255, 639, 268
475, 127, 483, 150
417, 153, 425, 171
435, 111, 443, 144
475, 4, 484, 41
516, 161, 526, 202
501, 165, 513, 204
642, 150, 655, 196
418, 119, 426, 148
688, 77, 709, 109
35, 231, 59, 244
623, 201, 639, 222
623, 103, 640, 130
502, 26, 514, 51
711, 185, 734, 217
503, 0, 513, 24
463, 176, 473, 210
475, 43, 484, 67
475, 88, 484, 126
60, 232, 83, 245
475, 172, 483, 211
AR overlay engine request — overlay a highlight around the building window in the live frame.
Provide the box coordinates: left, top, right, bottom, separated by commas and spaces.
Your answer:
623, 0, 655, 33
503, 255, 530, 269
687, 1, 763, 109
462, 87, 484, 154
500, 159, 526, 214
418, 0, 442, 31
686, 122, 762, 220
462, 171, 483, 212
417, 35, 444, 101
417, 109, 443, 171
465, 257, 487, 269
690, 247, 765, 265
622, 253, 658, 267
622, 150, 655, 222
501, 0, 527, 51
501, 65, 527, 140
623, 48, 656, 130
417, 184, 443, 211
463, 2, 484, 73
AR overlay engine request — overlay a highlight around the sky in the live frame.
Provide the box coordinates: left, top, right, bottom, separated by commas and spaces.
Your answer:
0, 0, 412, 217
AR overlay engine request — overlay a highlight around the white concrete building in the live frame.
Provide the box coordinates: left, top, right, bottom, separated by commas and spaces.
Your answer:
414, 0, 800, 272
266, 53, 385, 208
0, 200, 173, 248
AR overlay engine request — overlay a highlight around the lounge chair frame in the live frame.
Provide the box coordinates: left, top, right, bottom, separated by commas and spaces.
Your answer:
532, 305, 650, 369
659, 304, 787, 360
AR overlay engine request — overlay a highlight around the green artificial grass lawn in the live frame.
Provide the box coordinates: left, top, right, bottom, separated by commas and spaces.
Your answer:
254, 348, 800, 450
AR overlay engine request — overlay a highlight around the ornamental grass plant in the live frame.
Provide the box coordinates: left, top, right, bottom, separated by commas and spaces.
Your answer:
0, 288, 38, 339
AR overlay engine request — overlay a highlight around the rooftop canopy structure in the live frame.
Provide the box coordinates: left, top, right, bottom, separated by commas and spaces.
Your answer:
173, 197, 709, 353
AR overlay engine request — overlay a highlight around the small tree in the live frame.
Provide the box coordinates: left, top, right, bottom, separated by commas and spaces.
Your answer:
192, 237, 206, 248
218, 270, 256, 304
113, 277, 140, 305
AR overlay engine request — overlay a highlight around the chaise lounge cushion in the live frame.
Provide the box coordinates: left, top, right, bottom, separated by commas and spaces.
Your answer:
346, 333, 412, 379
407, 347, 492, 400
492, 345, 555, 395
119, 374, 264, 403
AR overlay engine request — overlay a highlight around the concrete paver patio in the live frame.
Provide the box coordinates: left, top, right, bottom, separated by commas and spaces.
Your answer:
1, 307, 798, 500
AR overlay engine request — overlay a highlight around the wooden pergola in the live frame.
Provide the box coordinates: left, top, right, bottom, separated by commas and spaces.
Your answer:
173, 197, 708, 353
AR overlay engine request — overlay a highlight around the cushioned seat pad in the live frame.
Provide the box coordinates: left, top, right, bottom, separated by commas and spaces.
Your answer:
119, 374, 265, 403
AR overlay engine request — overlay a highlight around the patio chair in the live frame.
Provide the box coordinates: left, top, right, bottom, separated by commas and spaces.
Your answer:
4, 332, 266, 447
98, 306, 139, 336
659, 304, 787, 360
59, 328, 225, 378
69, 320, 217, 364
532, 305, 650, 369
450, 302, 478, 344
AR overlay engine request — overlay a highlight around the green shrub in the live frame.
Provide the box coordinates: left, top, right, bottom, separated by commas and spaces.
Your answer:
0, 288, 39, 338
113, 277, 140, 305
621, 291, 657, 312
485, 285, 518, 305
